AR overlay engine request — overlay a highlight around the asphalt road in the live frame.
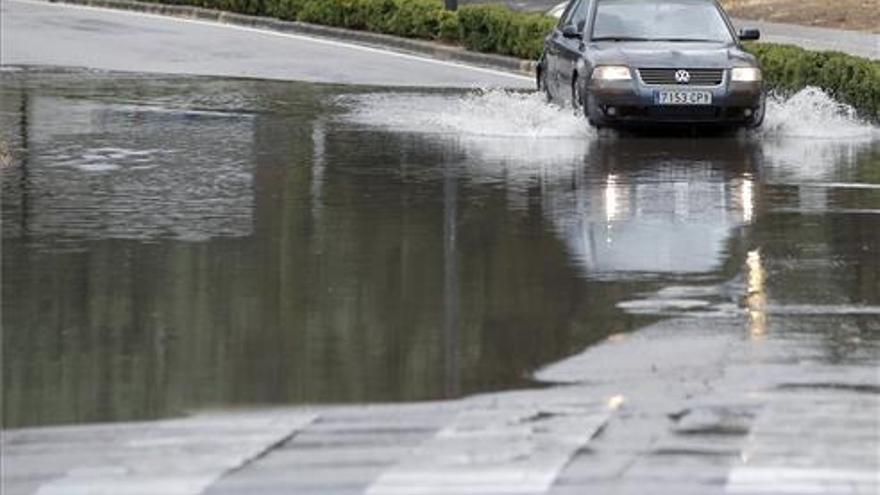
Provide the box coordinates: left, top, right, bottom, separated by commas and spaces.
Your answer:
0, 0, 533, 88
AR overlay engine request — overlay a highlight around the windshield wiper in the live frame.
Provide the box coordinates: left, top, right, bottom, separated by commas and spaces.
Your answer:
591, 36, 654, 42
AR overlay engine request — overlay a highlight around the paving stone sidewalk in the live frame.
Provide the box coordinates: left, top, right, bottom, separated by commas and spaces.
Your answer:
4, 313, 878, 495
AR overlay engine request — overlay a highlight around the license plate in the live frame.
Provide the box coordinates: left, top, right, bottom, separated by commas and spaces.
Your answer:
654, 91, 713, 106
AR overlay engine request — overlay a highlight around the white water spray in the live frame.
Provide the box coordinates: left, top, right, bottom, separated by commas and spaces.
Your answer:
761, 87, 877, 139
339, 90, 593, 172
343, 86, 876, 140
340, 87, 877, 180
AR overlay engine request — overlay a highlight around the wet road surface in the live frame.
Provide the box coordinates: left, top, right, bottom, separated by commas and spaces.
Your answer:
1, 0, 532, 88
2, 69, 878, 430
3, 0, 880, 491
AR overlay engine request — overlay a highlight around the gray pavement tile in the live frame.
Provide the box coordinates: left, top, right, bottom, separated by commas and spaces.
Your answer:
365, 400, 611, 495
725, 390, 880, 495
3, 411, 316, 495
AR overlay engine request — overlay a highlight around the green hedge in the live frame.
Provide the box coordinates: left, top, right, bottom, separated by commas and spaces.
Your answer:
144, 0, 880, 117
148, 0, 554, 58
293, 0, 447, 39
747, 43, 880, 119
456, 4, 555, 59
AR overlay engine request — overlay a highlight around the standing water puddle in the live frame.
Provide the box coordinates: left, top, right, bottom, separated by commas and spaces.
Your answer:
2, 70, 878, 427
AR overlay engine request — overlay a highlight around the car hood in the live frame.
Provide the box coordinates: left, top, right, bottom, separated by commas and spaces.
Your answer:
589, 42, 756, 68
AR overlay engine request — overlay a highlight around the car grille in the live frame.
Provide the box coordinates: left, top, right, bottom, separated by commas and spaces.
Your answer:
638, 68, 725, 86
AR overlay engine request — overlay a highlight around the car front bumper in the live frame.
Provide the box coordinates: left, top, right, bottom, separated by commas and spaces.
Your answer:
587, 75, 763, 126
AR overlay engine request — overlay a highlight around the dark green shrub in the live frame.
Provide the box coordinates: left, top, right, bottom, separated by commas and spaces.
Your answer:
363, 0, 397, 32
387, 0, 445, 39
437, 10, 460, 42
297, 0, 372, 30
294, 0, 445, 39
508, 11, 554, 60
265, 0, 307, 20
211, 0, 263, 15
457, 5, 509, 53
457, 4, 552, 59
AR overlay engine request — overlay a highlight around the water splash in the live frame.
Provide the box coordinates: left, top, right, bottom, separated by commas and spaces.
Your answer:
339, 87, 877, 182
339, 90, 593, 174
341, 89, 591, 139
758, 88, 878, 180
761, 87, 877, 139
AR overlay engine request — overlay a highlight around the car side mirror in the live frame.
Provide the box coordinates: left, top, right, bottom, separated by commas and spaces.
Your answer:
561, 24, 582, 39
739, 28, 761, 41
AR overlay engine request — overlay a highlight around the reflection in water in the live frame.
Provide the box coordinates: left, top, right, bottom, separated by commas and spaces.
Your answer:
741, 175, 755, 224
2, 73, 638, 427
604, 174, 621, 223
17, 96, 256, 242
746, 249, 767, 339
607, 394, 625, 410
2, 71, 878, 428
543, 139, 760, 276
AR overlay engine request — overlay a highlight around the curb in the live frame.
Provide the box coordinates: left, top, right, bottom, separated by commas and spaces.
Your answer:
44, 0, 539, 77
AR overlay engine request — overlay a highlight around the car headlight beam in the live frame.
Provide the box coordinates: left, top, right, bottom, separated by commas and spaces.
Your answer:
592, 66, 632, 81
731, 67, 762, 82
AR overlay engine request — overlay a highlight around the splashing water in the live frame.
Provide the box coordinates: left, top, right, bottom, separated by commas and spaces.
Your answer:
341, 89, 591, 139
339, 87, 876, 179
758, 88, 878, 180
343, 86, 875, 140
340, 90, 593, 170
761, 87, 877, 139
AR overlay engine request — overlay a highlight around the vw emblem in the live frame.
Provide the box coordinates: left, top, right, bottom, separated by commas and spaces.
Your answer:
675, 69, 691, 84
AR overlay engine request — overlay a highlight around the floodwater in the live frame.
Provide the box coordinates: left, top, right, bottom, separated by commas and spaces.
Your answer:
2, 69, 878, 428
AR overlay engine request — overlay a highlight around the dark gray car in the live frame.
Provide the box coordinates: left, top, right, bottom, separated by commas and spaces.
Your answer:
538, 0, 766, 128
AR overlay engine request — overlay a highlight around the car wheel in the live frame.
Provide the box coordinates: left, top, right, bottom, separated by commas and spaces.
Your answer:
746, 92, 766, 129
571, 77, 586, 117
540, 68, 553, 103
573, 77, 605, 128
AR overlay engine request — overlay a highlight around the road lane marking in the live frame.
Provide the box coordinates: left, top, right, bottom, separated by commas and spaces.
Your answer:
7, 0, 534, 83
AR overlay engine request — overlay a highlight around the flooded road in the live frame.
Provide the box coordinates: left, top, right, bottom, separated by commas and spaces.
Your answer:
2, 69, 878, 428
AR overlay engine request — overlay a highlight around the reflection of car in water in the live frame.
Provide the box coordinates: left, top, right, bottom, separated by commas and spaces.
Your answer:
539, 0, 766, 129
542, 138, 762, 275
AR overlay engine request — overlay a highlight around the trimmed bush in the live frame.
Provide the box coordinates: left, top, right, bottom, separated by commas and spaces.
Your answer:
264, 0, 307, 20
387, 0, 445, 39
457, 4, 554, 60
748, 43, 880, 119
293, 0, 448, 40
437, 10, 460, 42
298, 0, 371, 30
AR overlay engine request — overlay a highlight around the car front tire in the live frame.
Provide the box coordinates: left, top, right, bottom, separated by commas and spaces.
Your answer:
540, 68, 553, 103
573, 76, 606, 128
745, 93, 766, 129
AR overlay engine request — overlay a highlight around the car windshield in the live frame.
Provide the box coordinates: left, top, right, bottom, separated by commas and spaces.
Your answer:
592, 0, 734, 43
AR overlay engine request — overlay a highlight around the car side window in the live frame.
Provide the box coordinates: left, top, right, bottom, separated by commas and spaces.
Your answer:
570, 0, 590, 31
558, 0, 584, 28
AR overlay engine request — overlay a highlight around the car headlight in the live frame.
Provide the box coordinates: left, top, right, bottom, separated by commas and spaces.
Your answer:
592, 66, 632, 81
731, 67, 762, 82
